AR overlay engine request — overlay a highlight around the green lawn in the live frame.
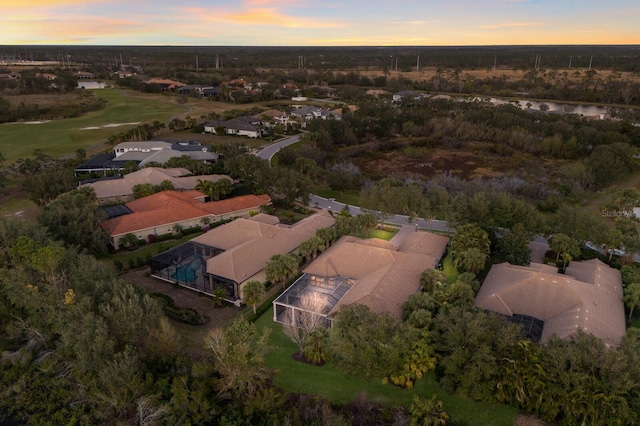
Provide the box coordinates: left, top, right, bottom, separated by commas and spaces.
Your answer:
0, 89, 188, 161
441, 253, 459, 284
314, 189, 361, 207
255, 307, 516, 425
364, 226, 398, 241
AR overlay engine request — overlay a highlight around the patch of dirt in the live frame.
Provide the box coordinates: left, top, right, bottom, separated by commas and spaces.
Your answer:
0, 185, 41, 223
358, 67, 640, 84
352, 148, 511, 181
120, 268, 242, 348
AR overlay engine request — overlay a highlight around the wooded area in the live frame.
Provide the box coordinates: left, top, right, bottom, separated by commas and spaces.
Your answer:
2, 45, 640, 424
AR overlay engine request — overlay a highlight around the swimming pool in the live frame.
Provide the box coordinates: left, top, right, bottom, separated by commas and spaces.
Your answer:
172, 265, 197, 283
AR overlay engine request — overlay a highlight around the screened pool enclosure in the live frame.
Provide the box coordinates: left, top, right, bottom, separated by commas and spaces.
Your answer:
273, 274, 356, 327
150, 241, 225, 295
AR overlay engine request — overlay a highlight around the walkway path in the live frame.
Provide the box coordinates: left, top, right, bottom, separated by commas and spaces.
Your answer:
389, 225, 417, 247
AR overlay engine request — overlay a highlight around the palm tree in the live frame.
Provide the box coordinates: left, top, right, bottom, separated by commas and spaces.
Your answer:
450, 224, 490, 274
242, 280, 265, 315
452, 247, 488, 275
420, 269, 447, 293
211, 178, 233, 201
316, 227, 336, 248
358, 213, 378, 238
299, 236, 325, 261
409, 394, 450, 426
120, 233, 139, 250
195, 179, 214, 199
265, 254, 299, 289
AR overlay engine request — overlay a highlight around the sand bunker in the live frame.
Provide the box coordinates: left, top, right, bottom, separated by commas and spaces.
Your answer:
79, 122, 141, 130
103, 122, 141, 128
24, 120, 51, 124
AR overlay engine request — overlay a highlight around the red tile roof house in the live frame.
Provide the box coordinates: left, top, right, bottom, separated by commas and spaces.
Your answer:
149, 211, 336, 306
101, 191, 271, 249
272, 231, 450, 326
475, 259, 625, 347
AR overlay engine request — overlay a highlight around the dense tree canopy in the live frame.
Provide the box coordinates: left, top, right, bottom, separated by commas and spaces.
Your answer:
38, 186, 109, 253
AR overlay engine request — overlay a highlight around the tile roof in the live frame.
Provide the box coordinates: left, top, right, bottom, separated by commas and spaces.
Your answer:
304, 232, 449, 318
192, 211, 335, 283
114, 141, 173, 153
475, 260, 625, 346
82, 167, 231, 199
101, 192, 270, 237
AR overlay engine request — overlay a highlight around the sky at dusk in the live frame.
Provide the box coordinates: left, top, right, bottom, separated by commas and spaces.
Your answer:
2, 0, 639, 46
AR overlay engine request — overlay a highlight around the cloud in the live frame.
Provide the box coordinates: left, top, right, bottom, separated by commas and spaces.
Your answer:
1, 0, 105, 8
480, 22, 541, 29
189, 6, 344, 29
1, 15, 146, 44
390, 20, 437, 25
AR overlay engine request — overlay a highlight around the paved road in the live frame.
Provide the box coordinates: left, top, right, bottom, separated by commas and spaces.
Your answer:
256, 134, 303, 162
256, 138, 453, 232
309, 194, 452, 233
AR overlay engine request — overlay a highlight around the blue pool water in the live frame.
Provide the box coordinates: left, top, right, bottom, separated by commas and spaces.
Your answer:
172, 265, 197, 283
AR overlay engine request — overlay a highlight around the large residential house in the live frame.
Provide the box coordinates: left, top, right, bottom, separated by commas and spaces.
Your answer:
143, 78, 185, 91
74, 71, 95, 79
289, 105, 341, 122
150, 211, 335, 305
75, 140, 219, 175
178, 85, 214, 96
392, 90, 428, 104
475, 260, 625, 347
82, 167, 231, 203
253, 109, 290, 127
273, 231, 450, 326
203, 116, 262, 138
102, 191, 271, 249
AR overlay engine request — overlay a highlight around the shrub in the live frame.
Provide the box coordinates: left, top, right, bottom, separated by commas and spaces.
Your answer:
149, 292, 208, 325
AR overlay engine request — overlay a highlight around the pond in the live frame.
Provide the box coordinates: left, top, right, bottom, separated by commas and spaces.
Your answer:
484, 97, 609, 117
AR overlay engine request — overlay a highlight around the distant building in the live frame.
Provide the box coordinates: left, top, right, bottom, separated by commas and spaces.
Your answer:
75, 140, 219, 175
203, 116, 262, 138
81, 167, 232, 203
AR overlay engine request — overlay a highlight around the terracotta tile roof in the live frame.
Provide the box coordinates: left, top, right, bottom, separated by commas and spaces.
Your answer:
192, 211, 335, 283
476, 260, 625, 346
101, 192, 270, 237
303, 232, 450, 318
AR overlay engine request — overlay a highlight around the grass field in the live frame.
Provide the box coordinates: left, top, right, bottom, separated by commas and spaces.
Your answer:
0, 89, 189, 161
314, 189, 361, 207
0, 89, 292, 162
441, 254, 459, 284
255, 307, 516, 425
